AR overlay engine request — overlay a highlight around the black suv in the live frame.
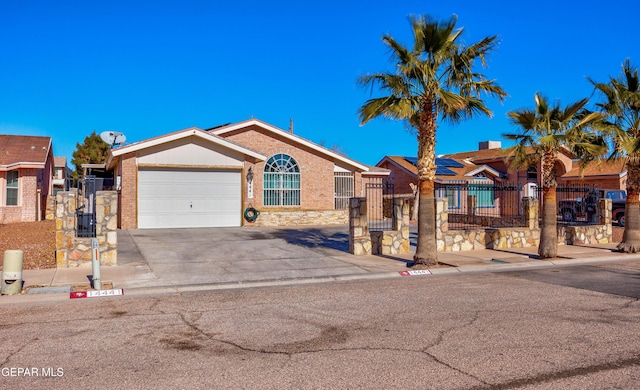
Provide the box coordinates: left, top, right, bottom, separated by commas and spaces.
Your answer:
558, 189, 626, 225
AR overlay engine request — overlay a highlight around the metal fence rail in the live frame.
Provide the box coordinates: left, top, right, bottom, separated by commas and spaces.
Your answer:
551, 184, 600, 225
435, 181, 524, 229
76, 175, 97, 237
365, 180, 395, 231
433, 181, 603, 230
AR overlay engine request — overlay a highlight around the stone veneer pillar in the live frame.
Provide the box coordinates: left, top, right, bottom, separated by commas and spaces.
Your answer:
55, 191, 118, 268
522, 197, 539, 229
348, 197, 372, 255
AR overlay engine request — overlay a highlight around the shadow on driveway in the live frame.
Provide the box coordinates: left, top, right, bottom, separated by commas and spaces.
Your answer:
268, 227, 349, 252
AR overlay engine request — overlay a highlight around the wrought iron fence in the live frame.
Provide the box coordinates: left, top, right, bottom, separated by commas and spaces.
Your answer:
365, 180, 395, 231
76, 175, 97, 237
435, 181, 524, 229
548, 184, 600, 225
433, 181, 603, 230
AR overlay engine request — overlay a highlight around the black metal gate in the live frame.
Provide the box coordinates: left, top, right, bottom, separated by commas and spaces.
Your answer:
366, 180, 395, 231
76, 175, 97, 237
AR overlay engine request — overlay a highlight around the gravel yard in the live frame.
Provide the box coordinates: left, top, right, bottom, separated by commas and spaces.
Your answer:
0, 220, 56, 270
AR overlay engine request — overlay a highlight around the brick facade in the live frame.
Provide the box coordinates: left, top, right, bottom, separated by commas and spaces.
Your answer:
223, 125, 338, 210
108, 121, 384, 228
0, 169, 39, 223
117, 153, 138, 229
377, 159, 415, 195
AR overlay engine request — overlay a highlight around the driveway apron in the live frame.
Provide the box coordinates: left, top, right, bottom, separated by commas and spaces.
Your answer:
119, 226, 409, 288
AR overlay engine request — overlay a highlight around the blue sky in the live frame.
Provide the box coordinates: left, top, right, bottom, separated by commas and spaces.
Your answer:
1, 0, 638, 167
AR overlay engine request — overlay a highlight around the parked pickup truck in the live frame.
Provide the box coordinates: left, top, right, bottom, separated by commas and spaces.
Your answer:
558, 189, 627, 225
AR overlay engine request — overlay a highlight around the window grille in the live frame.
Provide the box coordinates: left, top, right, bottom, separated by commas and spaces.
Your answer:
263, 154, 300, 206
334, 172, 354, 209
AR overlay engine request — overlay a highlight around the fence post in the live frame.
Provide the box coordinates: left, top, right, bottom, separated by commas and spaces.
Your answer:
436, 198, 448, 251
349, 197, 372, 255
522, 197, 538, 229
600, 198, 612, 242
467, 195, 477, 216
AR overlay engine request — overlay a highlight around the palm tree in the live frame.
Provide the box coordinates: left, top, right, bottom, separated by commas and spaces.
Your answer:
588, 59, 640, 253
504, 94, 606, 259
358, 15, 507, 266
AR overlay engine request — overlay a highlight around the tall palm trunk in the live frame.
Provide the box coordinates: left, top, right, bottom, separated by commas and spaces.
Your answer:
539, 186, 558, 259
413, 102, 438, 266
539, 150, 558, 259
618, 159, 640, 252
415, 179, 437, 265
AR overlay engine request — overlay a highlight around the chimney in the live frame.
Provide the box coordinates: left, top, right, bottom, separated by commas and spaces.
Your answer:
479, 141, 501, 150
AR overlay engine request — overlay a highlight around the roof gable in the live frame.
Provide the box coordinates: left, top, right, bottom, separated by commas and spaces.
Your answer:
211, 118, 369, 172
109, 127, 267, 161
0, 134, 52, 170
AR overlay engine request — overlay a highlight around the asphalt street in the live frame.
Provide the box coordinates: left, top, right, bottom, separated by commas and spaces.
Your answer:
1, 262, 639, 389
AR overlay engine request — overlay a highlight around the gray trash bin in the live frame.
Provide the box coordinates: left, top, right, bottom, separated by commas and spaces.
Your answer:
2, 250, 24, 295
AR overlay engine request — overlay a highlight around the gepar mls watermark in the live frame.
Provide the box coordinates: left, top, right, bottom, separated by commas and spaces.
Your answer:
1, 367, 64, 377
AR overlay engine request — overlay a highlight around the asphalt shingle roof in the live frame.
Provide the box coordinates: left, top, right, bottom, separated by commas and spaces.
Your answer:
0, 135, 52, 167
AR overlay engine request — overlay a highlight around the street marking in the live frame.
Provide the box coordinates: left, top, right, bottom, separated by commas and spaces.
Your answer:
399, 270, 432, 277
70, 289, 124, 299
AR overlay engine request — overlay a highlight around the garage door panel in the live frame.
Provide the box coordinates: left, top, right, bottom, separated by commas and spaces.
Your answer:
138, 169, 241, 228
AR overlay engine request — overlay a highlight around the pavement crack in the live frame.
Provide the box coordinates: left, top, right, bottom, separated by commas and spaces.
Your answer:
467, 355, 640, 389
0, 337, 39, 367
418, 310, 488, 386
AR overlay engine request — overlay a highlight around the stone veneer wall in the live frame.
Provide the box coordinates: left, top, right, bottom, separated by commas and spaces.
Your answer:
349, 197, 410, 256
55, 191, 118, 268
436, 197, 612, 252
250, 210, 348, 227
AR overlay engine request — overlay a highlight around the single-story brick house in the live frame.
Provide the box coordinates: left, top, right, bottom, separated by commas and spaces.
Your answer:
0, 134, 54, 223
107, 118, 388, 229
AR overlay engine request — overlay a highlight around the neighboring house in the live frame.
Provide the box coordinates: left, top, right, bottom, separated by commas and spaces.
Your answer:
53, 156, 72, 194
378, 140, 627, 217
0, 135, 54, 223
378, 140, 627, 192
107, 118, 388, 229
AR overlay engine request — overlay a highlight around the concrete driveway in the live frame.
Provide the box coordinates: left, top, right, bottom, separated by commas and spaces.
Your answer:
116, 225, 412, 289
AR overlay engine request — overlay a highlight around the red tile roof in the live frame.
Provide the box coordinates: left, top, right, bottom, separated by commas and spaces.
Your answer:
0, 135, 52, 169
563, 159, 626, 178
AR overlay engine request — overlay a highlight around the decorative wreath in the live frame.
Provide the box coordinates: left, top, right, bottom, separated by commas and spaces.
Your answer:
244, 207, 260, 222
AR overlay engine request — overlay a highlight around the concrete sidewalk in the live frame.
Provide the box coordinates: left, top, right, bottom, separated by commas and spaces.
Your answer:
7, 227, 639, 300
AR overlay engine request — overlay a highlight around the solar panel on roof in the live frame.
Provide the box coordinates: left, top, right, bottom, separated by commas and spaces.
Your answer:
404, 157, 417, 165
435, 158, 464, 168
435, 166, 456, 175
403, 156, 462, 174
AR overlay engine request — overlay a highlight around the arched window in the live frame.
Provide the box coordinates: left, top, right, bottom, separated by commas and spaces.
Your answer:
527, 165, 537, 181
263, 154, 300, 206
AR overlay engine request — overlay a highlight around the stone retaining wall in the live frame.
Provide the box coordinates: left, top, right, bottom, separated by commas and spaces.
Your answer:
55, 191, 118, 268
349, 197, 410, 256
250, 210, 348, 227
436, 197, 612, 252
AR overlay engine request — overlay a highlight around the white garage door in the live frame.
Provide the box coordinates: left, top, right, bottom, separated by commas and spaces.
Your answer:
138, 168, 241, 228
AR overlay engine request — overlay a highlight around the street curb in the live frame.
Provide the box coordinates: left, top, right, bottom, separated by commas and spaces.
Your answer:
2, 254, 639, 306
